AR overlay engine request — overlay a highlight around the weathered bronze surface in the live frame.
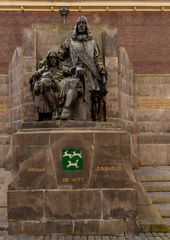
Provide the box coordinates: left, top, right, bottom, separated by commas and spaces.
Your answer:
29, 16, 107, 121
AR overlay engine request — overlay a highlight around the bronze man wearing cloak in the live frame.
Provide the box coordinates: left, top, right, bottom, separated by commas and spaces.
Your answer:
60, 16, 108, 121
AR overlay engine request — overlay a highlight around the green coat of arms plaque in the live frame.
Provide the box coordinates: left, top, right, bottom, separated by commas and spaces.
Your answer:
62, 149, 83, 171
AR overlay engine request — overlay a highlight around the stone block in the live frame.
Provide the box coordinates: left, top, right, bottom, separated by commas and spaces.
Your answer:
90, 147, 135, 188
106, 85, 120, 119
36, 28, 61, 60
0, 74, 9, 84
13, 146, 47, 170
101, 220, 124, 235
150, 122, 163, 133
11, 107, 21, 122
74, 220, 100, 235
22, 221, 45, 235
11, 95, 20, 107
106, 98, 119, 118
0, 147, 4, 167
137, 134, 170, 144
13, 132, 50, 147
23, 57, 36, 74
23, 29, 36, 57
8, 220, 22, 234
8, 191, 43, 220
166, 145, 170, 165
120, 77, 130, 94
10, 81, 20, 96
134, 83, 151, 97
45, 190, 101, 220
23, 72, 34, 89
0, 84, 8, 97
11, 47, 23, 69
94, 131, 130, 146
50, 131, 93, 189
10, 147, 57, 190
22, 103, 38, 122
11, 121, 22, 134
138, 144, 167, 166
103, 29, 118, 57
45, 221, 73, 234
105, 57, 118, 86
0, 109, 9, 122
20, 88, 33, 104
102, 190, 137, 220
125, 219, 138, 234
0, 96, 9, 105
135, 122, 151, 133
135, 109, 151, 122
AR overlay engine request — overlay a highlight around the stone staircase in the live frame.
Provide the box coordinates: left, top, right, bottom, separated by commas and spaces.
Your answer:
0, 168, 12, 230
135, 166, 170, 230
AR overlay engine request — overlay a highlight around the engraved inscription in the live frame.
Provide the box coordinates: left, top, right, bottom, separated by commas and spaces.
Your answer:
62, 177, 84, 183
28, 167, 46, 173
96, 165, 122, 171
136, 96, 170, 109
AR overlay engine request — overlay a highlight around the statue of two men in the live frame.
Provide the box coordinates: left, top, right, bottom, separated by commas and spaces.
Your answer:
29, 16, 108, 121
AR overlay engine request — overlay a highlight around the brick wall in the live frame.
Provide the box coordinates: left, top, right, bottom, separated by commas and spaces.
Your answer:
1, 11, 170, 74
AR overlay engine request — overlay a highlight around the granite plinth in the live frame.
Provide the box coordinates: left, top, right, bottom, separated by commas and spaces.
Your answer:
21, 119, 121, 130
8, 124, 137, 235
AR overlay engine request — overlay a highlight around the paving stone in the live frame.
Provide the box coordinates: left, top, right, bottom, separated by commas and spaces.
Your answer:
34, 237, 43, 240
139, 233, 148, 239
80, 237, 87, 240
133, 236, 141, 240
88, 237, 95, 240
58, 236, 66, 240
6, 236, 20, 240
102, 237, 110, 240
94, 236, 102, 240
110, 237, 118, 240
152, 233, 160, 237
73, 237, 80, 240
51, 237, 57, 240
18, 235, 36, 240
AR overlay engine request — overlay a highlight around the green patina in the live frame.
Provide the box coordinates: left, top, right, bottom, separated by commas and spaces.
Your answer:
62, 149, 83, 171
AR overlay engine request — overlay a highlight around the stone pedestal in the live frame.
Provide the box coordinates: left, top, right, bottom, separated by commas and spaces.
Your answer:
8, 123, 137, 235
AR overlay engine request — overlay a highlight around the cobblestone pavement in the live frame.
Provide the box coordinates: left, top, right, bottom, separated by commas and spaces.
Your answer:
1, 232, 170, 240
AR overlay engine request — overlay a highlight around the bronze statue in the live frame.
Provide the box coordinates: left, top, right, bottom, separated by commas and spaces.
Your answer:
29, 16, 107, 121
60, 16, 108, 121
29, 50, 83, 120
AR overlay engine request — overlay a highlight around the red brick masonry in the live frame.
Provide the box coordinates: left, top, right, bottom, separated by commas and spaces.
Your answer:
1, 11, 170, 74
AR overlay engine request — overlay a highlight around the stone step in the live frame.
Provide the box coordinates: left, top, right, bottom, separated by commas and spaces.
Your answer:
0, 208, 7, 230
155, 204, 170, 217
163, 217, 170, 227
148, 192, 170, 203
134, 167, 170, 182
0, 169, 12, 207
143, 182, 170, 192
0, 168, 11, 230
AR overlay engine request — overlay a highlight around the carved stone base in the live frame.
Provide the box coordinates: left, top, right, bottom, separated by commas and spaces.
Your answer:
8, 126, 137, 235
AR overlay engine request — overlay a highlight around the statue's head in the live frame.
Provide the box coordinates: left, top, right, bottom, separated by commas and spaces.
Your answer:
47, 51, 59, 67
72, 16, 92, 41
76, 16, 87, 34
